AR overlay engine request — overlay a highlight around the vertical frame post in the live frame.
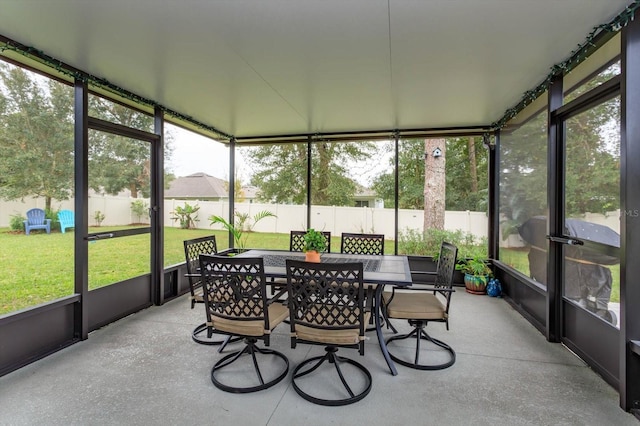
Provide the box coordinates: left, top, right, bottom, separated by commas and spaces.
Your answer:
547, 75, 564, 342
394, 133, 399, 254
307, 136, 312, 229
487, 132, 499, 260
151, 107, 164, 305
229, 137, 236, 249
621, 11, 640, 415
73, 78, 89, 340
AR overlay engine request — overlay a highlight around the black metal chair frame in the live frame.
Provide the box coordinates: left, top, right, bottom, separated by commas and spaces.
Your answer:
270, 231, 333, 302
340, 232, 384, 255
340, 232, 385, 331
200, 255, 289, 393
289, 230, 332, 253
286, 259, 373, 406
383, 241, 458, 370
183, 235, 238, 348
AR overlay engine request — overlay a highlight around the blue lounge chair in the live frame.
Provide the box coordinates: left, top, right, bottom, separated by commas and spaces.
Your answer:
24, 208, 51, 235
58, 209, 75, 233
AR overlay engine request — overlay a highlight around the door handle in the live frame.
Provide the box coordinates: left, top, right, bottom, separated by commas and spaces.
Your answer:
547, 235, 584, 246
87, 233, 114, 241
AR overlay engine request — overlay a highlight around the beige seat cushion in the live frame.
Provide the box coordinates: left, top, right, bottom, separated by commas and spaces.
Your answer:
207, 303, 289, 337
383, 292, 446, 320
293, 312, 370, 345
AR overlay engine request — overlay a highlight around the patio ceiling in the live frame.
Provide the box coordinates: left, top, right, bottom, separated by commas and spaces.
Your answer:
0, 0, 632, 141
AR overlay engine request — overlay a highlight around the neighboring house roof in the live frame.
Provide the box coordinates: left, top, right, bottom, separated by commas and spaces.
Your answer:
164, 173, 228, 199
354, 185, 377, 200
241, 185, 260, 201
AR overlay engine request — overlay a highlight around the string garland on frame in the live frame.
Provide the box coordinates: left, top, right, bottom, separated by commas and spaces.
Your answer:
492, 0, 640, 130
0, 39, 231, 141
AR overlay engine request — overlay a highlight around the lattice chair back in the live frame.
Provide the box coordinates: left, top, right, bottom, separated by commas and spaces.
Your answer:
199, 254, 289, 393
434, 242, 458, 312
199, 255, 272, 341
340, 232, 384, 255
183, 235, 218, 305
289, 230, 332, 253
286, 259, 366, 354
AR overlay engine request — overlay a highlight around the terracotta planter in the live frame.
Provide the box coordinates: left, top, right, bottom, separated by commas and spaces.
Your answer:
305, 250, 321, 263
464, 273, 488, 295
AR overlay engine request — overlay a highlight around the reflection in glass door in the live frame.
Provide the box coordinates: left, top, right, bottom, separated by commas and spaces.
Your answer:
88, 129, 151, 290
563, 96, 620, 328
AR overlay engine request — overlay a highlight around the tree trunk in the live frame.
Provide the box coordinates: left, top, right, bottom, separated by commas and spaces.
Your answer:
423, 138, 446, 231
45, 196, 52, 212
468, 137, 478, 193
130, 183, 138, 198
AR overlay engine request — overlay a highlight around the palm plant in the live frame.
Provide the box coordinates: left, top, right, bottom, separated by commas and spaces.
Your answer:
209, 210, 276, 249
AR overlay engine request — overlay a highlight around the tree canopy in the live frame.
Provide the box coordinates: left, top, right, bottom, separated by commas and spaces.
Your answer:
0, 61, 173, 209
0, 64, 74, 210
371, 138, 488, 211
244, 141, 379, 206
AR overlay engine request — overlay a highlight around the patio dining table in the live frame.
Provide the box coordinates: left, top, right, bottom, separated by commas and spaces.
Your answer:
235, 249, 412, 376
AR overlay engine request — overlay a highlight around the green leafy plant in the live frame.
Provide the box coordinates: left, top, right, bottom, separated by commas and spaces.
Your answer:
171, 203, 200, 229
398, 227, 487, 260
9, 213, 25, 231
130, 200, 149, 224
303, 228, 327, 253
208, 210, 276, 249
456, 256, 493, 283
94, 210, 105, 226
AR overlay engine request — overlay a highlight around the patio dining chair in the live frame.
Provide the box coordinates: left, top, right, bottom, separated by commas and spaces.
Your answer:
200, 255, 289, 393
183, 235, 239, 347
341, 232, 385, 330
286, 259, 372, 406
383, 241, 458, 370
289, 230, 332, 253
270, 230, 333, 301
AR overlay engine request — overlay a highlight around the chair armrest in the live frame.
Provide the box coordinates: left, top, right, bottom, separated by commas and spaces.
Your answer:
411, 271, 437, 276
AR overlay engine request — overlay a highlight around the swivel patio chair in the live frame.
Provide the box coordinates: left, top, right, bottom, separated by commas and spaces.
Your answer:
183, 235, 239, 347
341, 232, 385, 330
199, 255, 289, 393
383, 241, 458, 370
24, 208, 51, 235
286, 259, 372, 406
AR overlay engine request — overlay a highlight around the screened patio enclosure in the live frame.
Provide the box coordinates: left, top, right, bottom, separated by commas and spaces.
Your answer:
1, 0, 639, 417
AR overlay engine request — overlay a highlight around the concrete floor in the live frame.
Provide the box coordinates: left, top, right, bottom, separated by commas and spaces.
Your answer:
0, 291, 636, 426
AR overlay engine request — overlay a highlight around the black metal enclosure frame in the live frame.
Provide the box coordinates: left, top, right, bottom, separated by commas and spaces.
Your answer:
1, 7, 639, 417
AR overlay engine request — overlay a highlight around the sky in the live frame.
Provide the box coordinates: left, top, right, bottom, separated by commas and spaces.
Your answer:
165, 125, 234, 181
165, 124, 394, 187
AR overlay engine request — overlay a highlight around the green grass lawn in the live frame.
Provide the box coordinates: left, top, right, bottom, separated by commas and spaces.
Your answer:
0, 227, 394, 315
0, 228, 619, 316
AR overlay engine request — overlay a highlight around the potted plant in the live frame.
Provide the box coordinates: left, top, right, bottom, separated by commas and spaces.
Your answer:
456, 256, 492, 294
303, 228, 327, 262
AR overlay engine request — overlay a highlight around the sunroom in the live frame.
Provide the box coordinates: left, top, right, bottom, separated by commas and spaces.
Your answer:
0, 0, 639, 420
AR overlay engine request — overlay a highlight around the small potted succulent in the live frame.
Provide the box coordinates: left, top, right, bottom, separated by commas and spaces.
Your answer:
456, 256, 493, 294
303, 228, 327, 262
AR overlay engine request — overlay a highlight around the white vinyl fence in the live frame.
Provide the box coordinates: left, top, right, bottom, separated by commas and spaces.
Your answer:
0, 195, 621, 245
